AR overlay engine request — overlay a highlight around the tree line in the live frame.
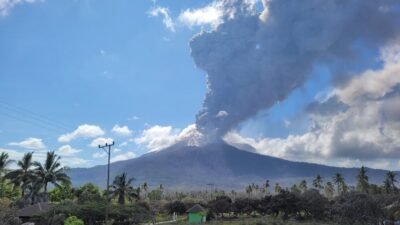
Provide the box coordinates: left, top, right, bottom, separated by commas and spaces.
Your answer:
2, 151, 400, 225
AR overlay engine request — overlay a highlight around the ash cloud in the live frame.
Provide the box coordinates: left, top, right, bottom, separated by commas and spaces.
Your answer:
190, 0, 400, 142
225, 45, 400, 167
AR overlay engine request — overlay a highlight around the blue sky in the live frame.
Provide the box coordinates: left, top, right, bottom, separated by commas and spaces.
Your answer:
0, 0, 209, 166
1, 0, 400, 170
0, 0, 297, 163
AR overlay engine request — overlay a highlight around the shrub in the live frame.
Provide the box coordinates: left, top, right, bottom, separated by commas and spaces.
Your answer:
64, 216, 84, 225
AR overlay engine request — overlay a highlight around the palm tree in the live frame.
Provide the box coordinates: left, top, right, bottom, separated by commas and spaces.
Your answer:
109, 172, 139, 205
356, 166, 369, 193
142, 182, 148, 192
0, 152, 14, 178
246, 185, 253, 197
324, 182, 334, 199
33, 151, 70, 193
5, 152, 34, 196
299, 180, 307, 193
333, 173, 346, 195
384, 171, 397, 194
312, 174, 323, 190
141, 182, 148, 199
264, 179, 270, 193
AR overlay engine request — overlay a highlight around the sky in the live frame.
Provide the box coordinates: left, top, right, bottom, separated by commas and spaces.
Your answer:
1, 0, 400, 171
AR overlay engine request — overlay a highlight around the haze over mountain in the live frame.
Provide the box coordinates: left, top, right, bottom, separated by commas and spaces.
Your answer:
68, 142, 391, 189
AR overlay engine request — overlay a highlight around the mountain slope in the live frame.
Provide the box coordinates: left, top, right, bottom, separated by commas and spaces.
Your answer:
68, 142, 390, 189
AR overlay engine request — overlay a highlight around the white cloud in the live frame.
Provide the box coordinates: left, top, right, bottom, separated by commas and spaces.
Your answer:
134, 125, 178, 151
0, 148, 24, 160
57, 145, 81, 156
176, 124, 204, 146
90, 137, 114, 148
216, 110, 228, 118
177, 2, 224, 29
0, 148, 47, 169
224, 131, 328, 163
9, 137, 46, 150
283, 119, 291, 128
127, 116, 140, 121
0, 0, 41, 17
134, 124, 203, 152
149, 6, 175, 32
61, 157, 88, 166
58, 124, 105, 143
93, 151, 107, 159
336, 49, 400, 105
111, 151, 136, 163
176, 0, 260, 29
111, 124, 132, 136
119, 142, 128, 147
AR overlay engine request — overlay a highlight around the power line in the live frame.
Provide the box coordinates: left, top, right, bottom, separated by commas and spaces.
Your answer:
0, 100, 72, 130
0, 109, 67, 133
0, 100, 73, 132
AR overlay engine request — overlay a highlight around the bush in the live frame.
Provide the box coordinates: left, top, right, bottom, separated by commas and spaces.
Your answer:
0, 198, 21, 225
269, 190, 300, 219
299, 189, 330, 220
232, 198, 257, 216
165, 200, 186, 215
208, 196, 232, 217
45, 200, 152, 225
64, 216, 84, 225
332, 192, 384, 225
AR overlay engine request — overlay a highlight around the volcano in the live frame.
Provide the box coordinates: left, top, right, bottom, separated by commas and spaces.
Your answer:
68, 142, 390, 189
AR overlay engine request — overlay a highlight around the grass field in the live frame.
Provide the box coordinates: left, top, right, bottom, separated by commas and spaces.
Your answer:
168, 215, 337, 225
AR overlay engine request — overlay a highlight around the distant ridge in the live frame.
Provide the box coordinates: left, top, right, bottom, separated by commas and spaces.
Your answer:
68, 142, 391, 189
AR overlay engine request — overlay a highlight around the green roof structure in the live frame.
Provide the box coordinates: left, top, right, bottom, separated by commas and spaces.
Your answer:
187, 204, 207, 224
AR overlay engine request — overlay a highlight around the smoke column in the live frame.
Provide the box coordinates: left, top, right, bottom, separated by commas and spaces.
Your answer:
190, 0, 400, 142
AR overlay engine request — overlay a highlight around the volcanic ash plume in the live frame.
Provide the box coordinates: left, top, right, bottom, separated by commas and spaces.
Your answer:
190, 0, 400, 142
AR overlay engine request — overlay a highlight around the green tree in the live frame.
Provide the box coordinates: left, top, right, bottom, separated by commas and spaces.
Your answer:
75, 183, 101, 198
0, 152, 14, 178
33, 151, 71, 193
383, 171, 397, 194
290, 184, 301, 195
165, 200, 187, 215
49, 182, 74, 202
312, 174, 323, 190
356, 166, 369, 193
147, 189, 162, 201
299, 180, 307, 193
0, 179, 20, 199
5, 152, 34, 196
274, 183, 282, 194
109, 172, 139, 205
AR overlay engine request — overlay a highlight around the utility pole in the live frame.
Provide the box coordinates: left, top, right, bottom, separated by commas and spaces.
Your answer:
99, 141, 115, 225
207, 183, 214, 200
